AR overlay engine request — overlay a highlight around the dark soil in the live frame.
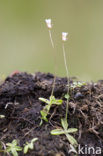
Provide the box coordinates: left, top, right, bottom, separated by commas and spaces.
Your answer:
0, 72, 103, 156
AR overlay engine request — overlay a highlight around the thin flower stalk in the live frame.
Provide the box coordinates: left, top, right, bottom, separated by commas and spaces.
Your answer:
62, 32, 69, 120
48, 29, 56, 96
48, 29, 54, 49
45, 19, 56, 96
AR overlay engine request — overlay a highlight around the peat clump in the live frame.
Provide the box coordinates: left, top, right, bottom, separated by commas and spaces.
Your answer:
0, 72, 103, 156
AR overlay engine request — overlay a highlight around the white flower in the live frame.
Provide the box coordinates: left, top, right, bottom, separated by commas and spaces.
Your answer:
45, 19, 52, 29
62, 32, 68, 41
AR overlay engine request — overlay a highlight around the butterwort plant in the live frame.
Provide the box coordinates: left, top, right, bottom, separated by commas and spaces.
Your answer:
51, 118, 78, 146
70, 81, 86, 89
23, 138, 38, 154
50, 31, 78, 151
39, 96, 63, 122
61, 32, 78, 149
5, 140, 22, 156
39, 19, 63, 122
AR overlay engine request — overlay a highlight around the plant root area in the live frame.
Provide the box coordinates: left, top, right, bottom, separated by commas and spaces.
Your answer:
0, 72, 103, 156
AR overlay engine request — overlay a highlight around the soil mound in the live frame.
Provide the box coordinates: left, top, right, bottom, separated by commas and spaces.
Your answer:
0, 72, 103, 156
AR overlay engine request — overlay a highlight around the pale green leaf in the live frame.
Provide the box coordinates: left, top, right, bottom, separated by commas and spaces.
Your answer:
50, 96, 63, 105
11, 149, 18, 156
0, 115, 5, 118
39, 119, 43, 126
6, 143, 12, 147
39, 98, 50, 104
31, 138, 38, 143
45, 104, 51, 112
66, 134, 78, 146
61, 118, 68, 130
53, 99, 63, 105
24, 145, 28, 154
23, 138, 38, 154
12, 140, 17, 146
29, 143, 33, 149
51, 128, 78, 136
66, 128, 78, 133
51, 129, 65, 135
40, 110, 48, 122
50, 95, 55, 101
65, 94, 70, 99
15, 146, 22, 151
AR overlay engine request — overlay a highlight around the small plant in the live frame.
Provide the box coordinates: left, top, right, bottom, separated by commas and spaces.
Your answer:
44, 20, 78, 153
0, 115, 5, 119
64, 93, 70, 100
70, 81, 86, 89
39, 19, 61, 123
23, 138, 38, 154
39, 95, 63, 122
51, 118, 78, 147
39, 19, 63, 123
5, 140, 22, 156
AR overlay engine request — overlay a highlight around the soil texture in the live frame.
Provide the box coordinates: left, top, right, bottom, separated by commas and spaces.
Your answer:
0, 72, 103, 156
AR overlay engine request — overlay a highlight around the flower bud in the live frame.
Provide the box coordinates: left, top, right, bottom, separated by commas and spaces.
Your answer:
62, 32, 68, 41
45, 19, 52, 29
